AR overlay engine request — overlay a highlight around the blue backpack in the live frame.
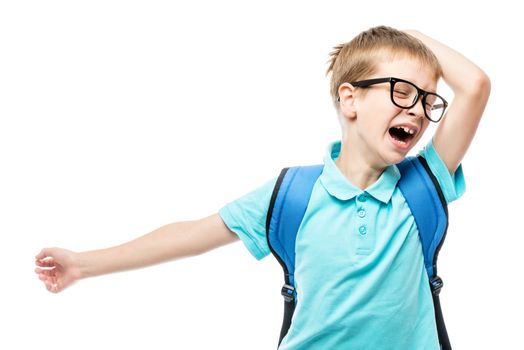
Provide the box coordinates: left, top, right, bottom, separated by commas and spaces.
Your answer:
266, 155, 452, 350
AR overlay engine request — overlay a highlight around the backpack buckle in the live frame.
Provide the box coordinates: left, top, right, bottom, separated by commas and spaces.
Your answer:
430, 276, 444, 296
281, 284, 295, 302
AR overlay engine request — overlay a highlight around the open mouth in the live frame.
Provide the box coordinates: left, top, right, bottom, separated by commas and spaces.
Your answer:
388, 126, 417, 146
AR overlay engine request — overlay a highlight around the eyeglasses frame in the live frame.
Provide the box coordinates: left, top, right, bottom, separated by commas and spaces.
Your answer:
340, 77, 448, 123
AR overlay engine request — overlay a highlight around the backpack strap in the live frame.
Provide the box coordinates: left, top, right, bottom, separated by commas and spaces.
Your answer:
265, 165, 324, 346
397, 155, 452, 350
397, 156, 449, 281
267, 157, 452, 349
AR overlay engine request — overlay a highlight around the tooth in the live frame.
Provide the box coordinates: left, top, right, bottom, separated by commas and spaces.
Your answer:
409, 129, 415, 134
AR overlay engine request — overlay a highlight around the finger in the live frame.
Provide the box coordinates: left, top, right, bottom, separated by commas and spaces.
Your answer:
35, 267, 55, 276
35, 259, 56, 268
44, 280, 59, 294
35, 248, 51, 260
44, 280, 54, 292
36, 247, 60, 261
38, 270, 55, 280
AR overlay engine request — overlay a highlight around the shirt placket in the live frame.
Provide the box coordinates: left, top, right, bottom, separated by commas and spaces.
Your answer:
354, 192, 376, 255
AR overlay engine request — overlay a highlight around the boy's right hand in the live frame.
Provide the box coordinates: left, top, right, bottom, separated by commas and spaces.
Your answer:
35, 248, 82, 293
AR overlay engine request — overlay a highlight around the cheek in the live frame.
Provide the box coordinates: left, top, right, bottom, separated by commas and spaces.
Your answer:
421, 119, 431, 131
362, 95, 399, 119
417, 121, 431, 139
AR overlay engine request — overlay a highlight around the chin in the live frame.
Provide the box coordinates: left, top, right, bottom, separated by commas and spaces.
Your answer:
381, 148, 412, 166
383, 137, 419, 165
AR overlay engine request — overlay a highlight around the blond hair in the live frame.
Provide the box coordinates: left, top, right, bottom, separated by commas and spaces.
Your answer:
327, 26, 442, 106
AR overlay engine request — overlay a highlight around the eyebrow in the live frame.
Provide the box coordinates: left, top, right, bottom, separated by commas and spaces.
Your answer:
417, 80, 438, 93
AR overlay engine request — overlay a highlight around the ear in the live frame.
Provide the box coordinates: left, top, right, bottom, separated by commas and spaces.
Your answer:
338, 83, 358, 120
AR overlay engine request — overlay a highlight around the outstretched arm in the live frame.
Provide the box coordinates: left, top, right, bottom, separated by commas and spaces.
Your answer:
35, 214, 238, 293
405, 30, 491, 175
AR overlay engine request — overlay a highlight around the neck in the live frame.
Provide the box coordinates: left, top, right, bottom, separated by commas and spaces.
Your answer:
334, 140, 386, 190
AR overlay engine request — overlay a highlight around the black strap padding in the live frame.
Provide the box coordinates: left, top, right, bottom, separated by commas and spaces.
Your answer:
433, 294, 452, 350
278, 299, 296, 346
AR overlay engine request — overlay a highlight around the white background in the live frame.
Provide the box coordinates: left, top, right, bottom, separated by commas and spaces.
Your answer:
1, 1, 522, 349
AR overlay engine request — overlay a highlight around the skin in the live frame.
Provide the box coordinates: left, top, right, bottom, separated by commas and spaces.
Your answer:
35, 215, 239, 293
336, 58, 434, 189
335, 31, 490, 190
35, 30, 490, 294
407, 30, 490, 178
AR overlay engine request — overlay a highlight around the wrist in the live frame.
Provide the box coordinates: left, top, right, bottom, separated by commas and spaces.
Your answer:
76, 251, 96, 279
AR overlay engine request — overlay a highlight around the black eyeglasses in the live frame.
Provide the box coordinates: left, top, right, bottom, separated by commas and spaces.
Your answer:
343, 77, 448, 123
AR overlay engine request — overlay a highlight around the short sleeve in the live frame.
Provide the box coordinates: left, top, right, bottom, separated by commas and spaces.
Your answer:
219, 177, 277, 260
418, 139, 466, 204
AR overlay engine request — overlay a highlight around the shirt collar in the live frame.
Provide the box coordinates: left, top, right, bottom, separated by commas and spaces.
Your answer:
319, 141, 400, 203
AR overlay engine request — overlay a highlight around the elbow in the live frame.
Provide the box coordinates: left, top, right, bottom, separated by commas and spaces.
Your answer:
467, 70, 491, 99
454, 70, 491, 101
475, 71, 491, 97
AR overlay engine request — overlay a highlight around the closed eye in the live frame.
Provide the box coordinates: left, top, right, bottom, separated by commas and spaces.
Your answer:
393, 90, 410, 98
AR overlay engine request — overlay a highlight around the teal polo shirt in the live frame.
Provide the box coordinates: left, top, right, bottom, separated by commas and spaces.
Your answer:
219, 140, 465, 350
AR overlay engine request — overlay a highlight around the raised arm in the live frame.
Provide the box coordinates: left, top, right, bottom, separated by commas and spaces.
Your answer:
405, 30, 491, 175
35, 214, 238, 293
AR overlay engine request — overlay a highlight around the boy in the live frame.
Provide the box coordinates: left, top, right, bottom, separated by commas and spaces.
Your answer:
35, 26, 490, 349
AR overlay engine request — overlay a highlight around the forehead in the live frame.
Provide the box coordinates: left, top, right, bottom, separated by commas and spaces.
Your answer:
373, 58, 438, 92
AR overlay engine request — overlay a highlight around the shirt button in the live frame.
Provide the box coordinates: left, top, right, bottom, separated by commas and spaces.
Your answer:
358, 209, 366, 218
359, 225, 367, 235
357, 194, 368, 202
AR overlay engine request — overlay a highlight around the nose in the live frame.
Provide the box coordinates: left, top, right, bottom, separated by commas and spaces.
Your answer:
407, 94, 426, 120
